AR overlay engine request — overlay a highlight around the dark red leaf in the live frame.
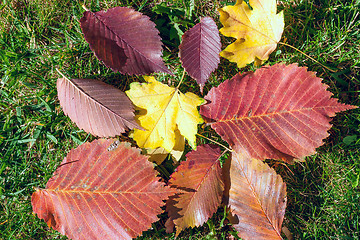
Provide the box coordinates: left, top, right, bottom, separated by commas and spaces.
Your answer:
179, 17, 221, 92
57, 77, 140, 137
200, 63, 357, 162
166, 144, 224, 235
80, 7, 171, 75
226, 151, 287, 239
31, 139, 174, 240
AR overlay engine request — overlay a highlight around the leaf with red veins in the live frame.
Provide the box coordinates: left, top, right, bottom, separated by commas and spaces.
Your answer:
166, 144, 224, 235
32, 139, 175, 240
200, 63, 357, 162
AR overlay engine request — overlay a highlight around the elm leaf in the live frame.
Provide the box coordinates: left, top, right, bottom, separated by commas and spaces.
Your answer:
80, 6, 171, 75
200, 63, 357, 162
166, 144, 224, 235
226, 151, 287, 239
31, 139, 175, 240
179, 17, 221, 92
57, 77, 140, 137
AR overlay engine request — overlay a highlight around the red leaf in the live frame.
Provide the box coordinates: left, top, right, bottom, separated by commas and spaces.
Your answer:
200, 63, 357, 162
226, 151, 287, 239
31, 139, 174, 240
179, 17, 221, 92
57, 77, 140, 137
80, 7, 171, 75
166, 144, 224, 235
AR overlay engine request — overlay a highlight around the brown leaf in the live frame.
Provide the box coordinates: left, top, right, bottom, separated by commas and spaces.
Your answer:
227, 151, 287, 239
179, 17, 221, 92
57, 77, 140, 137
200, 63, 357, 162
166, 144, 224, 235
31, 139, 174, 240
80, 7, 171, 75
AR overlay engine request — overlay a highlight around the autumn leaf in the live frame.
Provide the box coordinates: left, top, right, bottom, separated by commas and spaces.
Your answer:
200, 64, 357, 162
126, 76, 205, 152
57, 77, 140, 137
145, 129, 185, 164
31, 139, 175, 240
166, 144, 224, 235
219, 0, 284, 68
80, 6, 171, 75
179, 17, 221, 92
224, 151, 287, 239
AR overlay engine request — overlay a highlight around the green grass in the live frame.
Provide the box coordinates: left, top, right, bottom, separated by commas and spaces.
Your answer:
0, 0, 359, 239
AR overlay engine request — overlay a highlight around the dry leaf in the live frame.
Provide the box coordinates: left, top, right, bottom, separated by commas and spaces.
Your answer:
179, 17, 221, 92
225, 151, 287, 239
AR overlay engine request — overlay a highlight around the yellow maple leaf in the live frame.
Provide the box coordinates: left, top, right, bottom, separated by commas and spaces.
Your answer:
219, 0, 284, 68
145, 129, 185, 165
126, 76, 204, 152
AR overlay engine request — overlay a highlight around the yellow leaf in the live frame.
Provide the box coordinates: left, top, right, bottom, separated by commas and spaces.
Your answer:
145, 129, 185, 164
126, 76, 204, 152
219, 0, 284, 68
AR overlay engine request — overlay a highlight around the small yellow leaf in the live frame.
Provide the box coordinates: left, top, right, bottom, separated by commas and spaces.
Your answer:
126, 76, 204, 152
219, 0, 284, 68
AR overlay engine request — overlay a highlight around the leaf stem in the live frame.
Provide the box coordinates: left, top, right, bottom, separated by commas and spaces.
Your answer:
82, 5, 90, 12
278, 41, 336, 72
55, 68, 69, 80
196, 133, 232, 152
176, 69, 186, 89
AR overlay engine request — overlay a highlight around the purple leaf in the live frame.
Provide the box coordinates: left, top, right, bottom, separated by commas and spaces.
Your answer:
80, 7, 172, 75
179, 17, 221, 92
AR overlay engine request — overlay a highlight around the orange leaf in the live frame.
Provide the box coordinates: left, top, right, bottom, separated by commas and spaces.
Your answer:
226, 151, 287, 239
166, 144, 224, 235
31, 139, 174, 240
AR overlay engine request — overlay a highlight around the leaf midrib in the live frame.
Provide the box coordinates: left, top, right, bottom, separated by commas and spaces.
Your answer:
140, 88, 179, 149
215, 106, 336, 124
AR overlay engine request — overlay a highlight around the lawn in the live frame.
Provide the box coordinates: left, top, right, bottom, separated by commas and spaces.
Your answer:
0, 0, 359, 239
